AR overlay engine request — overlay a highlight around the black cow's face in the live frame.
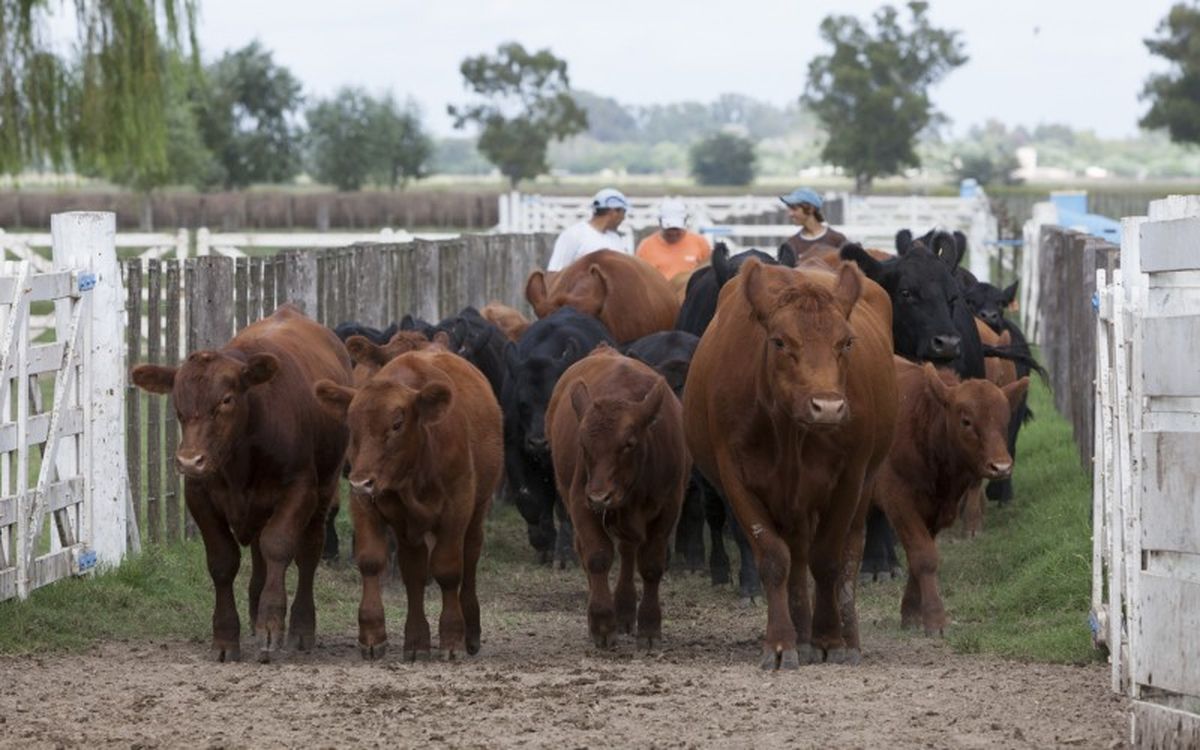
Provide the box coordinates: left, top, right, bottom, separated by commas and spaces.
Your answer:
843, 242, 962, 363
964, 280, 1018, 334
505, 352, 563, 457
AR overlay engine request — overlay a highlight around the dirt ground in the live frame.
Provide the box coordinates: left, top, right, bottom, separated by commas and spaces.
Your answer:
0, 552, 1129, 749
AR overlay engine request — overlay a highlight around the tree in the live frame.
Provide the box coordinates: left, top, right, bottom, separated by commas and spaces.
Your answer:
196, 41, 305, 189
689, 131, 758, 186
1140, 3, 1200, 145
448, 42, 588, 187
0, 0, 194, 179
368, 95, 433, 190
803, 2, 966, 192
306, 88, 376, 192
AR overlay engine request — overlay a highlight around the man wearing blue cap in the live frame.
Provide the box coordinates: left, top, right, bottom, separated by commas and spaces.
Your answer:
547, 188, 634, 271
780, 187, 847, 259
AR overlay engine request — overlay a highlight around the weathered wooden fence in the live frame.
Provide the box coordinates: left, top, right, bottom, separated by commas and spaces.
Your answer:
1026, 225, 1121, 470
1093, 196, 1200, 748
124, 233, 554, 544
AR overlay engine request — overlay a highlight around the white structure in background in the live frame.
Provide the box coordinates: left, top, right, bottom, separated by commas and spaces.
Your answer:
195, 227, 458, 258
496, 189, 999, 282
0, 212, 129, 602
1093, 195, 1200, 747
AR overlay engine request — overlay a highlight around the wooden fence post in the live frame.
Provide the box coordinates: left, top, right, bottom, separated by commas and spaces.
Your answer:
350, 245, 386, 326
50, 211, 127, 567
187, 256, 235, 350
281, 249, 319, 319
413, 240, 440, 323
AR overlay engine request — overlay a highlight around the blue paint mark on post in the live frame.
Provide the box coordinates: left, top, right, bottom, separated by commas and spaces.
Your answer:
78, 273, 97, 292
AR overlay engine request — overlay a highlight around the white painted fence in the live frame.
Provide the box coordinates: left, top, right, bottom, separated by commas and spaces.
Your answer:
495, 190, 1001, 282
0, 213, 129, 602
1093, 196, 1200, 747
195, 227, 459, 258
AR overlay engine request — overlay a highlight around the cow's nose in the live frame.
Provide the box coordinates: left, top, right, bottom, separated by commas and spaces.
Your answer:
526, 437, 549, 453
350, 476, 376, 495
931, 335, 961, 359
986, 460, 1012, 479
176, 452, 207, 474
808, 397, 848, 424
588, 491, 613, 508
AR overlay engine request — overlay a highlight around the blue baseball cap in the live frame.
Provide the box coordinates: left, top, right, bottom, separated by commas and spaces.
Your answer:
591, 188, 630, 212
780, 187, 823, 209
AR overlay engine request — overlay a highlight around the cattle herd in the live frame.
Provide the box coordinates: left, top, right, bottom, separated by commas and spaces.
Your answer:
131, 228, 1041, 670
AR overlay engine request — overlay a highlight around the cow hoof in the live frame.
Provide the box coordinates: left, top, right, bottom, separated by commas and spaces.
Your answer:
466, 637, 481, 656
360, 641, 387, 661
403, 647, 431, 663
794, 643, 815, 664
738, 595, 758, 608
256, 634, 280, 664
760, 646, 800, 671
636, 634, 660, 651
592, 632, 616, 650
617, 621, 634, 636
440, 648, 461, 662
924, 626, 945, 638
211, 644, 241, 663
288, 631, 315, 652
822, 647, 851, 664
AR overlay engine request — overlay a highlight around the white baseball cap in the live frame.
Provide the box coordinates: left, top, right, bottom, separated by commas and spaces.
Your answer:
658, 199, 688, 229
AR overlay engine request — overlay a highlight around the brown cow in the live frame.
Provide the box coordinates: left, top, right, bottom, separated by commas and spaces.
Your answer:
131, 304, 351, 663
315, 348, 502, 661
525, 250, 679, 344
684, 259, 898, 669
480, 302, 532, 342
869, 359, 1028, 635
959, 322, 1018, 536
346, 331, 434, 386
547, 345, 688, 649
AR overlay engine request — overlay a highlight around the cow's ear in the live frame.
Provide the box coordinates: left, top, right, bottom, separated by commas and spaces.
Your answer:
560, 337, 580, 362
777, 242, 797, 268
1003, 377, 1030, 411
131, 364, 177, 394
840, 243, 883, 284
347, 335, 388, 370
933, 232, 961, 270
570, 264, 608, 317
525, 271, 552, 318
242, 354, 279, 387
415, 382, 452, 424
833, 262, 863, 320
923, 363, 952, 407
314, 379, 355, 419
569, 380, 591, 420
637, 378, 669, 430
712, 243, 734, 286
741, 258, 773, 324
432, 330, 452, 349
953, 231, 968, 266
895, 230, 913, 255
400, 314, 417, 331
1001, 280, 1019, 308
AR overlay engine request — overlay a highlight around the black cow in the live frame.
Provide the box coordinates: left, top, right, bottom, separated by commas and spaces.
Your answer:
399, 313, 438, 339
675, 242, 797, 336
333, 321, 399, 347
432, 306, 508, 400
622, 331, 716, 577
502, 307, 615, 566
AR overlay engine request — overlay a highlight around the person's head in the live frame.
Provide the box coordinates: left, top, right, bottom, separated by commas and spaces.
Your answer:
657, 199, 688, 244
780, 187, 825, 225
590, 188, 630, 231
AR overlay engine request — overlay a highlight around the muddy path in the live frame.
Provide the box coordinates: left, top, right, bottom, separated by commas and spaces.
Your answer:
0, 546, 1128, 750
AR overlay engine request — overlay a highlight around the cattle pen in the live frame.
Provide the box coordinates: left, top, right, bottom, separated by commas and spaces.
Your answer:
0, 206, 1195, 747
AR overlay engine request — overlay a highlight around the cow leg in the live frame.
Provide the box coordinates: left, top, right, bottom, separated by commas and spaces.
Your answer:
431, 536, 468, 660
715, 449, 797, 670
614, 539, 638, 636
287, 509, 324, 652
674, 479, 705, 573
810, 475, 865, 664
186, 484, 241, 663
462, 503, 487, 656
702, 478, 731, 585
784, 525, 813, 664
960, 483, 985, 538
351, 493, 391, 660
255, 482, 319, 663
248, 539, 265, 633
322, 499, 340, 562
637, 513, 672, 650
727, 499, 763, 602
838, 492, 871, 661
887, 500, 946, 636
396, 536, 433, 661
860, 506, 899, 581
554, 497, 578, 569
570, 501, 617, 649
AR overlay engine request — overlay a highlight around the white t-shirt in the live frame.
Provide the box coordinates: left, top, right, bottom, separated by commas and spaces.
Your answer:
547, 221, 633, 271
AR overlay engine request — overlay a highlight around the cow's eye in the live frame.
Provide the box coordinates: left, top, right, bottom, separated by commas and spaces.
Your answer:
391, 417, 404, 432
840, 337, 854, 353
960, 415, 973, 428
899, 289, 913, 300
770, 337, 785, 351
623, 438, 637, 452
220, 394, 234, 407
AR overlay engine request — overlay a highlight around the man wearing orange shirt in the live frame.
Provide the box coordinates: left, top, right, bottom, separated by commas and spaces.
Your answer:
635, 199, 712, 280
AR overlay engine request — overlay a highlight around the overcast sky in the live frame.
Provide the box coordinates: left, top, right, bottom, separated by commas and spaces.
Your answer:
191, 0, 1177, 139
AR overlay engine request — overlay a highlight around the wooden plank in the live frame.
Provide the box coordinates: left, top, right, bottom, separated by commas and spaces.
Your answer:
281, 250, 319, 318
1140, 216, 1200, 273
0, 271, 74, 304
0, 478, 86, 527
29, 546, 78, 592
1142, 317, 1200, 397
0, 568, 14, 601
316, 253, 329, 326
393, 244, 414, 322
164, 261, 181, 542
4, 342, 64, 378
1134, 701, 1200, 749
125, 261, 143, 539
146, 259, 162, 544
261, 255, 277, 316
0, 407, 85, 453
187, 256, 235, 350
235, 256, 249, 331
1141, 431, 1200, 555
413, 240, 440, 323
437, 239, 466, 319
336, 249, 349, 325
351, 245, 385, 326
249, 257, 263, 325
1134, 573, 1200, 697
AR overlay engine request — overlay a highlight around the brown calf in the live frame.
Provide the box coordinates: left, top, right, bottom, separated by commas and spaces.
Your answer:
131, 305, 351, 663
869, 359, 1028, 635
526, 250, 679, 344
960, 321, 1019, 536
547, 346, 688, 649
315, 348, 502, 661
684, 259, 898, 669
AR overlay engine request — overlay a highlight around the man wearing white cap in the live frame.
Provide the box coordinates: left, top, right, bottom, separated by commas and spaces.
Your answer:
547, 188, 634, 271
635, 198, 712, 280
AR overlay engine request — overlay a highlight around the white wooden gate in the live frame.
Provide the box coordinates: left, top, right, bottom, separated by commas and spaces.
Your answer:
1094, 196, 1200, 747
0, 213, 129, 601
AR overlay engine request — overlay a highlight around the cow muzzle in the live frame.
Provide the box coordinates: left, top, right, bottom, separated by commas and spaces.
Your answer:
175, 451, 211, 477
799, 394, 849, 426
984, 460, 1013, 480
929, 334, 961, 361
350, 476, 377, 496
586, 489, 616, 512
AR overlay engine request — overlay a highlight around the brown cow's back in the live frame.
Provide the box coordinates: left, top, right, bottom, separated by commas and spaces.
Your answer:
526, 250, 679, 344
